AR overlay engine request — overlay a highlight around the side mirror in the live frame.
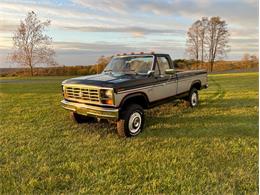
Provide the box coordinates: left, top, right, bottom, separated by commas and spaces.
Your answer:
165, 69, 176, 75
147, 70, 155, 77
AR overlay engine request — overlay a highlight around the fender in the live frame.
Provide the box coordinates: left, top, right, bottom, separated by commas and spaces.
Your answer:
190, 80, 202, 90
119, 92, 149, 109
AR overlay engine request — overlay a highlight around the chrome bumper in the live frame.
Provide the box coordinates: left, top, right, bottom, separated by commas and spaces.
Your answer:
61, 100, 119, 119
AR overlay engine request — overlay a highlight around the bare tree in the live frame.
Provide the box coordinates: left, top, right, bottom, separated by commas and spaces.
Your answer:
249, 54, 258, 63
242, 53, 250, 70
186, 20, 201, 68
186, 16, 229, 72
10, 11, 56, 76
96, 55, 112, 73
206, 17, 230, 72
241, 53, 259, 70
198, 17, 208, 65
242, 53, 250, 61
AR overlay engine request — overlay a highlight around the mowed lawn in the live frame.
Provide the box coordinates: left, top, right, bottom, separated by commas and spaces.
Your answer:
0, 72, 258, 194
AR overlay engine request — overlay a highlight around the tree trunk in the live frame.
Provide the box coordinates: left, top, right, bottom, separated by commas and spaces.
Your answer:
201, 39, 204, 68
29, 65, 33, 76
210, 61, 214, 72
196, 52, 199, 69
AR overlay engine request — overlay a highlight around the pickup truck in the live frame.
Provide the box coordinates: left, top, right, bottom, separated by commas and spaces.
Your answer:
61, 53, 208, 137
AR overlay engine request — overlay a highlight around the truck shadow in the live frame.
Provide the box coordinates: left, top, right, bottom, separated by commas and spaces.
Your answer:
143, 97, 258, 138
204, 77, 225, 104
78, 119, 116, 137
142, 75, 256, 138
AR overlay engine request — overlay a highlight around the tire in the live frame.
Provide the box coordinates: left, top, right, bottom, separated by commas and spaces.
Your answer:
188, 88, 199, 107
117, 104, 145, 137
70, 112, 96, 123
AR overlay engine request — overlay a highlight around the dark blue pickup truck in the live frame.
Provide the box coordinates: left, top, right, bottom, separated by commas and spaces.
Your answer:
61, 53, 208, 137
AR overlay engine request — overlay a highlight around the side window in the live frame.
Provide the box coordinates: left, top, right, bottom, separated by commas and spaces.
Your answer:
128, 57, 153, 73
157, 57, 170, 76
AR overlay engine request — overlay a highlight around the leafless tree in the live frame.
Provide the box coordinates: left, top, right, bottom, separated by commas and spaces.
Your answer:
249, 54, 258, 63
186, 16, 229, 72
241, 53, 250, 70
10, 11, 56, 76
242, 53, 250, 61
96, 55, 112, 73
206, 17, 230, 72
242, 53, 259, 70
186, 20, 201, 68
198, 17, 208, 65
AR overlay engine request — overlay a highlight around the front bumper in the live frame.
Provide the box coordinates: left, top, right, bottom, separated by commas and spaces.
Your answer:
61, 100, 119, 119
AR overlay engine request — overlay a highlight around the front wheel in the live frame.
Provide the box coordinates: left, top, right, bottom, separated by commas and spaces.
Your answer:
188, 88, 199, 107
117, 104, 144, 137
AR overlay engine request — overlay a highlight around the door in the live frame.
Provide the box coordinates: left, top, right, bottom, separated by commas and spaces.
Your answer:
149, 56, 177, 102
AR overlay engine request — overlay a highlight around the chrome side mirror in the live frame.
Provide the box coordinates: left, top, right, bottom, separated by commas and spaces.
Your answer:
165, 69, 176, 75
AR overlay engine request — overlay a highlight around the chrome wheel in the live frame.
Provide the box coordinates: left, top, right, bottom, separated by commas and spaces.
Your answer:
191, 92, 198, 106
117, 104, 144, 137
128, 112, 142, 134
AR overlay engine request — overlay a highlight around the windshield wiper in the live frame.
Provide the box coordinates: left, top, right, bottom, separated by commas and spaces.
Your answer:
124, 69, 138, 75
103, 69, 113, 74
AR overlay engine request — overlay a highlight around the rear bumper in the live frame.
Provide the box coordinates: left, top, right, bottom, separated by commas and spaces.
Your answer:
61, 100, 119, 119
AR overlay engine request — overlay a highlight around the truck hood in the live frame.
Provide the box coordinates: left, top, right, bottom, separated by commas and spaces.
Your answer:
62, 73, 153, 92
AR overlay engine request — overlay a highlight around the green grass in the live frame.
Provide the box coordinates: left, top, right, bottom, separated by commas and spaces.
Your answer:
0, 72, 258, 194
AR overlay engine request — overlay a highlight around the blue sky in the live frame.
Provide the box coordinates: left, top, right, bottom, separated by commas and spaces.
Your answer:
0, 0, 258, 67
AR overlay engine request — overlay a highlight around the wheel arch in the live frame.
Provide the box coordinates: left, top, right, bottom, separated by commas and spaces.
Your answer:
119, 92, 149, 111
190, 80, 202, 91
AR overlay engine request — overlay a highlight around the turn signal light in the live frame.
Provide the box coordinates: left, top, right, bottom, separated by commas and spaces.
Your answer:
103, 99, 113, 105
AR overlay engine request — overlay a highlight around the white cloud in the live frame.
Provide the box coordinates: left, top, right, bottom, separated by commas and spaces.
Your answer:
0, 0, 258, 66
72, 0, 129, 14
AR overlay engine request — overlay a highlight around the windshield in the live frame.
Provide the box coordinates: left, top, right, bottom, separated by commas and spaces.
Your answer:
103, 56, 153, 75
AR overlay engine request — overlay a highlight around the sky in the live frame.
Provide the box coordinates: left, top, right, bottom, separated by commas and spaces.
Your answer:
0, 0, 259, 67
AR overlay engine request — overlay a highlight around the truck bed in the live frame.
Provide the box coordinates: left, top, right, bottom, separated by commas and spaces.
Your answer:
175, 69, 208, 94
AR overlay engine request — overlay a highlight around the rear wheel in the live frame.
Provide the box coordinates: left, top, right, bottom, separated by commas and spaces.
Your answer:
188, 88, 199, 107
70, 112, 96, 123
117, 104, 144, 137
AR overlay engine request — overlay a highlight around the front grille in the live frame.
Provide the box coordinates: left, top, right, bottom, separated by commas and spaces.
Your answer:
64, 85, 100, 103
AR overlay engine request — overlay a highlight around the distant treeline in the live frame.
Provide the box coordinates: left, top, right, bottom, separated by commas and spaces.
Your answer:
0, 59, 258, 77
173, 59, 259, 72
0, 64, 106, 77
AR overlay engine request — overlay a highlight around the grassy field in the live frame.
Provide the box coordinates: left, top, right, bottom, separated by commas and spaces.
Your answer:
0, 72, 258, 194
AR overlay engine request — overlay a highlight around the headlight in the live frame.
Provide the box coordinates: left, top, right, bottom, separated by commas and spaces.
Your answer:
62, 85, 68, 98
100, 89, 114, 105
105, 90, 113, 98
